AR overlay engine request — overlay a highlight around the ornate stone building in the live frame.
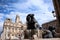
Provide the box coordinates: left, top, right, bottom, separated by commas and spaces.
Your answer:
1, 15, 27, 40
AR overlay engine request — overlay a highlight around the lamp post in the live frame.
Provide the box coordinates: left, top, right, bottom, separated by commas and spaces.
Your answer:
52, 11, 56, 17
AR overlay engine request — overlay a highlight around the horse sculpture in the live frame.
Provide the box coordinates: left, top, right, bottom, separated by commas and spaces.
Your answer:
24, 14, 56, 39
24, 14, 40, 39
42, 26, 56, 38
26, 14, 40, 29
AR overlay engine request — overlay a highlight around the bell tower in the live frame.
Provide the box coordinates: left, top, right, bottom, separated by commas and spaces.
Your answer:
15, 15, 21, 23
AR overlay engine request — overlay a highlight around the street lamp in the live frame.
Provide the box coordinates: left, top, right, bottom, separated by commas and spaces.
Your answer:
52, 11, 56, 17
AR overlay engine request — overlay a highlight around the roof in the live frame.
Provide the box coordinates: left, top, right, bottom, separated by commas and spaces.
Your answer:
42, 19, 57, 25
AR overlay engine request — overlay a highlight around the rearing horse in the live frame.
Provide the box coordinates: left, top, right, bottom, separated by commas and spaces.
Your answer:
26, 14, 40, 29
24, 14, 40, 39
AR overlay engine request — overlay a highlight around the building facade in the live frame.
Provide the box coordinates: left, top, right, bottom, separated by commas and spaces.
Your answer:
42, 19, 60, 37
42, 20, 59, 32
1, 15, 27, 40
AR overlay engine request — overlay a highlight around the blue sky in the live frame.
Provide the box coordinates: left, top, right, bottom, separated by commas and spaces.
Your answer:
0, 0, 56, 31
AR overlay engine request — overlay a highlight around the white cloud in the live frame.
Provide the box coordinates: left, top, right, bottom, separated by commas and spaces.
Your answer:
0, 13, 4, 25
9, 0, 55, 25
34, 12, 56, 25
5, 12, 29, 23
11, 0, 53, 12
0, 12, 56, 28
0, 13, 4, 19
0, 13, 4, 31
0, 0, 56, 30
0, 11, 56, 31
0, 21, 3, 28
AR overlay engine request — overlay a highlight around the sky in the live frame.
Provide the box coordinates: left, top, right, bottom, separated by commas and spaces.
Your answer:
0, 0, 56, 31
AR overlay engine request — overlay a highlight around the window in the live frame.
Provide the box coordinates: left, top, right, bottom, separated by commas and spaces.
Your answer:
8, 27, 10, 30
5, 27, 7, 29
12, 27, 14, 32
12, 34, 14, 36
19, 28, 21, 30
15, 35, 17, 37
15, 28, 17, 30
21, 26, 23, 30
7, 27, 10, 32
8, 33, 10, 37
12, 27, 14, 30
